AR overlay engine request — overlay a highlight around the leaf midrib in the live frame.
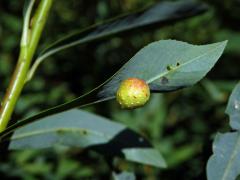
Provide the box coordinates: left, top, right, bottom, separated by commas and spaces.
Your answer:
146, 42, 224, 84
11, 127, 111, 142
222, 133, 240, 180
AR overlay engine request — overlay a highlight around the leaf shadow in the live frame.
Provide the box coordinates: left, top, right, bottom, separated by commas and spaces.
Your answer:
87, 128, 151, 158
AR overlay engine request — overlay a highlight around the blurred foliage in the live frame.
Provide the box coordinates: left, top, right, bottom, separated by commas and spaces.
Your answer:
0, 0, 239, 179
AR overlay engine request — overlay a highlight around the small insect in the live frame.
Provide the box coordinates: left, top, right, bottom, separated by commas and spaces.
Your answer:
167, 61, 181, 71
167, 65, 172, 71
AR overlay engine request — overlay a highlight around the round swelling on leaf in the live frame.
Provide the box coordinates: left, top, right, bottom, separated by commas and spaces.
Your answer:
116, 78, 150, 109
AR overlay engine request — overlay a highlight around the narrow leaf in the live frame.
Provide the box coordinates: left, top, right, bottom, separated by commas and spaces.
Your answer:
226, 82, 240, 130
0, 40, 227, 139
28, 0, 207, 80
207, 82, 240, 180
207, 132, 240, 180
122, 148, 166, 168
99, 40, 227, 97
112, 171, 136, 180
8, 109, 166, 168
40, 0, 206, 55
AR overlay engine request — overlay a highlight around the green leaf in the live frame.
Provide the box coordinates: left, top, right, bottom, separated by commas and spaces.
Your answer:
99, 40, 227, 97
8, 109, 166, 168
122, 148, 166, 168
0, 40, 227, 139
27, 0, 207, 81
226, 82, 240, 130
207, 132, 240, 180
112, 171, 136, 180
207, 82, 240, 180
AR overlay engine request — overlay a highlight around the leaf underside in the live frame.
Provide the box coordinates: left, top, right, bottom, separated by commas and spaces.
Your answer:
98, 40, 227, 97
112, 171, 136, 180
226, 82, 240, 130
36, 0, 207, 65
9, 109, 166, 168
207, 82, 240, 180
0, 40, 227, 140
207, 132, 240, 180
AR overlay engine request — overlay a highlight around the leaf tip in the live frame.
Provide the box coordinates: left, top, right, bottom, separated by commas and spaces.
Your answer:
222, 40, 228, 46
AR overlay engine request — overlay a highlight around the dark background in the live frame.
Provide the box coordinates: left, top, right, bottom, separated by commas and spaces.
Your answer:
0, 0, 240, 179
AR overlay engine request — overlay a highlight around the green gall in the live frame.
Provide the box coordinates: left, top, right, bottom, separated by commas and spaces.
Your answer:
116, 78, 150, 109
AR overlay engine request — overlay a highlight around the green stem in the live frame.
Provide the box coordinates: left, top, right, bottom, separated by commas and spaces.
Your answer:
0, 0, 53, 132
